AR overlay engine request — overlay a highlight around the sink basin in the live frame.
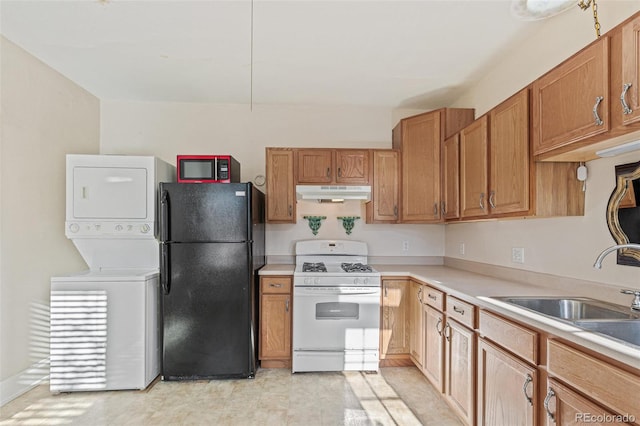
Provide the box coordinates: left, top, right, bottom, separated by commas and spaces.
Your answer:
492, 297, 636, 321
574, 320, 640, 348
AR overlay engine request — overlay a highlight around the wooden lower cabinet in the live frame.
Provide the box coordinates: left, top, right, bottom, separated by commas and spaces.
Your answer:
380, 279, 411, 366
543, 379, 620, 426
423, 303, 445, 392
445, 318, 476, 425
477, 338, 537, 426
409, 281, 424, 368
259, 276, 292, 368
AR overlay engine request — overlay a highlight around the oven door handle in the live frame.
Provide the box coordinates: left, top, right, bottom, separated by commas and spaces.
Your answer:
295, 288, 381, 296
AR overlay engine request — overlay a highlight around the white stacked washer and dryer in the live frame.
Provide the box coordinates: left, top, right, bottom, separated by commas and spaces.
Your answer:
49, 155, 174, 392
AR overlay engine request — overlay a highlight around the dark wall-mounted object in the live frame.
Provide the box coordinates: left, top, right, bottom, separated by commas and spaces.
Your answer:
607, 160, 640, 266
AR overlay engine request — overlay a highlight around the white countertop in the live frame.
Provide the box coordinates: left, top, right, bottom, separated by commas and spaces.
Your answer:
259, 263, 640, 369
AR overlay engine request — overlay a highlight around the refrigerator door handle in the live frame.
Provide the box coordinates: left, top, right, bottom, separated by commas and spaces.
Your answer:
161, 244, 171, 294
160, 189, 170, 242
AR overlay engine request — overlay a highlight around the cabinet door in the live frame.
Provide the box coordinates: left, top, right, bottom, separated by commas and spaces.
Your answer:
400, 112, 442, 223
460, 115, 489, 218
423, 304, 445, 392
489, 89, 530, 215
259, 294, 291, 360
296, 149, 333, 183
409, 281, 424, 368
336, 150, 370, 184
477, 338, 536, 426
544, 379, 619, 426
380, 280, 409, 357
532, 37, 610, 157
621, 14, 640, 125
266, 149, 296, 223
442, 134, 460, 220
369, 150, 399, 223
445, 319, 476, 425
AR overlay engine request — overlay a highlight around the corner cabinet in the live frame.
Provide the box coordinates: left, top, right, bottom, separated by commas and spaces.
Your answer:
393, 108, 474, 223
259, 276, 292, 368
266, 148, 296, 223
366, 150, 400, 224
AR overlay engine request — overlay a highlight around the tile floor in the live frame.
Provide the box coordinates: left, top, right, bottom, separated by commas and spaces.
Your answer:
0, 367, 463, 425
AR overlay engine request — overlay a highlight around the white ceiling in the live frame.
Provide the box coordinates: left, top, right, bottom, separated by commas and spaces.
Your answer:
1, 0, 551, 109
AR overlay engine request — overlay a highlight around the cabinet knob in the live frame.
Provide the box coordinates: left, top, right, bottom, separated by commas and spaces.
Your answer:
621, 83, 633, 115
522, 374, 534, 407
544, 388, 556, 422
593, 96, 604, 126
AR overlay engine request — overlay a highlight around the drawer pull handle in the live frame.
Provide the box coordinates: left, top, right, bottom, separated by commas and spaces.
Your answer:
436, 317, 443, 336
522, 374, 533, 406
428, 293, 437, 301
621, 83, 633, 115
269, 283, 283, 288
453, 306, 465, 315
544, 388, 556, 423
593, 96, 604, 126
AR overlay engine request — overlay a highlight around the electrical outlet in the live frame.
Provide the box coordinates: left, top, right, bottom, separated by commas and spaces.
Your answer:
402, 241, 409, 252
512, 247, 525, 264
459, 243, 465, 255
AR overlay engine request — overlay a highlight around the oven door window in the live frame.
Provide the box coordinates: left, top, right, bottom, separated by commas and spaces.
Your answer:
316, 302, 358, 320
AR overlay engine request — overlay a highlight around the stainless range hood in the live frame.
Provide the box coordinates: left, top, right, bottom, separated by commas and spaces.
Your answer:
295, 185, 371, 202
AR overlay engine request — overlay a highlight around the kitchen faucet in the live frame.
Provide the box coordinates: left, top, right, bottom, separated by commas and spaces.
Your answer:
593, 243, 640, 311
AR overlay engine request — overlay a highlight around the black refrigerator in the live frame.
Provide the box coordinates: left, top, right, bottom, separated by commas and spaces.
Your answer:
159, 182, 265, 380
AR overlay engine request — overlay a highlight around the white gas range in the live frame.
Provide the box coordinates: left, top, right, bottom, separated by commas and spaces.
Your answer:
292, 240, 381, 373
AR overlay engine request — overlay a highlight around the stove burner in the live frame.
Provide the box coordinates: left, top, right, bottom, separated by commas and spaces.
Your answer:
341, 263, 373, 273
302, 262, 327, 273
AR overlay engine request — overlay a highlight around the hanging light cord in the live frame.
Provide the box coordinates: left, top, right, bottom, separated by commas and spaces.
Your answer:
577, 0, 601, 38
250, 0, 254, 111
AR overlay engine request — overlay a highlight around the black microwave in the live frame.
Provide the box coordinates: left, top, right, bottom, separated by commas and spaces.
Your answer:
177, 155, 241, 183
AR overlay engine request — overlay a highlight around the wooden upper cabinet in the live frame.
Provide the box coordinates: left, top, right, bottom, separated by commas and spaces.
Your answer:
266, 148, 296, 223
296, 149, 333, 183
489, 89, 530, 215
335, 150, 370, 184
621, 14, 640, 126
296, 149, 370, 184
460, 115, 489, 219
398, 112, 442, 223
532, 36, 610, 159
442, 134, 460, 220
366, 150, 399, 223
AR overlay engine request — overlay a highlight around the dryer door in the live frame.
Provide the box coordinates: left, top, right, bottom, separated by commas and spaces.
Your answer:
72, 166, 148, 219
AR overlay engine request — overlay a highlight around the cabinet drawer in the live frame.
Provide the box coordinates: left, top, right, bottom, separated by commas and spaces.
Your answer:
446, 296, 476, 329
547, 339, 640, 421
260, 277, 292, 294
479, 310, 538, 364
423, 286, 445, 311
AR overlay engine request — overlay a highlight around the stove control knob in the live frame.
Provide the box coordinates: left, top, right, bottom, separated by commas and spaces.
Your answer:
140, 224, 151, 234
68, 223, 79, 233
115, 225, 123, 232
363, 278, 369, 285
314, 277, 320, 285
353, 278, 358, 285
304, 278, 311, 285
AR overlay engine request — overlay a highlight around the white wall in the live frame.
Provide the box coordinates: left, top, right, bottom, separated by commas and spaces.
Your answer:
0, 37, 100, 399
448, 2, 640, 290
100, 101, 442, 258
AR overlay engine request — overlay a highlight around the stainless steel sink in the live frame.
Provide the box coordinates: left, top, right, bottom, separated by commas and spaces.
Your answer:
573, 320, 640, 348
492, 297, 637, 321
